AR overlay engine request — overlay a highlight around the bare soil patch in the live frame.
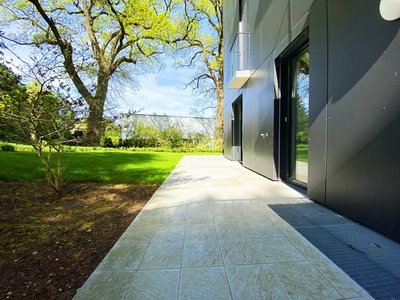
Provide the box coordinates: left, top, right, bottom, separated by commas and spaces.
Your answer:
0, 181, 159, 300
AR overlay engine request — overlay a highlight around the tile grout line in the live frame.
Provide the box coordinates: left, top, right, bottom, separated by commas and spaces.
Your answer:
250, 220, 291, 300
267, 212, 354, 299
176, 202, 189, 300
209, 199, 234, 300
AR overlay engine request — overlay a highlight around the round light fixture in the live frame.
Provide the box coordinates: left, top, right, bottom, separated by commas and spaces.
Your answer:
380, 0, 400, 21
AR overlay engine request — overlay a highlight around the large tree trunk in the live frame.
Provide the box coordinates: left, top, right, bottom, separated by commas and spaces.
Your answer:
85, 74, 109, 145
86, 100, 105, 145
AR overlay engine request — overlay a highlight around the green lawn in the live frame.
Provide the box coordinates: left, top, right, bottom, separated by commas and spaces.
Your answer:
296, 144, 309, 163
0, 151, 187, 183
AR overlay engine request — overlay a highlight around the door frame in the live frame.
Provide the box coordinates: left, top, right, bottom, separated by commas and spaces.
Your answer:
232, 96, 243, 162
275, 30, 309, 189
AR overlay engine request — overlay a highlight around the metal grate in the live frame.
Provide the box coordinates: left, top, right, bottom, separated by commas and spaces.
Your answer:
229, 32, 250, 73
269, 203, 400, 300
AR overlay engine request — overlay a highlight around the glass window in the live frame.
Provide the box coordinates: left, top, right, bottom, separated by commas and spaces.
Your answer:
292, 49, 309, 184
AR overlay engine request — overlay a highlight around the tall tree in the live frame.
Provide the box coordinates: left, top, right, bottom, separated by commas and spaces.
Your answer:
174, 0, 224, 140
0, 0, 182, 145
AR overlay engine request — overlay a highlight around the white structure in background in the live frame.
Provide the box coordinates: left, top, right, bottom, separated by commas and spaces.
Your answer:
120, 113, 216, 141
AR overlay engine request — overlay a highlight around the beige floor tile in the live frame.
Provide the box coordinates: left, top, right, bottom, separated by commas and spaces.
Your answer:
125, 269, 180, 299
255, 237, 307, 263
73, 271, 136, 300
226, 264, 289, 300
310, 259, 374, 299
151, 224, 186, 243
179, 267, 231, 300
215, 221, 251, 240
96, 243, 148, 271
119, 225, 156, 244
139, 242, 183, 269
243, 221, 283, 238
157, 205, 187, 225
185, 222, 218, 241
182, 240, 223, 267
270, 261, 342, 300
219, 239, 265, 265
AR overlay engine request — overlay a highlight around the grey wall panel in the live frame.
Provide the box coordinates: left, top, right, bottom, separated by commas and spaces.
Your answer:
326, 0, 400, 241
291, 0, 315, 26
247, 57, 277, 179
261, 0, 290, 60
274, 13, 309, 60
223, 0, 242, 159
223, 0, 240, 105
223, 103, 233, 159
224, 0, 239, 49
249, 0, 262, 69
242, 87, 254, 168
308, 0, 328, 204
232, 0, 312, 179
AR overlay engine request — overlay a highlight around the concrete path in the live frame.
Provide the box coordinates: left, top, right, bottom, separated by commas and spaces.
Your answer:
73, 155, 372, 300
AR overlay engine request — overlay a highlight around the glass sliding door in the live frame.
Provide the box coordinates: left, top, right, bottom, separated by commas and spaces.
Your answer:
276, 32, 309, 188
291, 49, 309, 185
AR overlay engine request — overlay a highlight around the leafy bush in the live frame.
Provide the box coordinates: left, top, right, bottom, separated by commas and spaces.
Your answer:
162, 125, 183, 148
123, 120, 220, 151
1, 144, 15, 152
124, 120, 164, 148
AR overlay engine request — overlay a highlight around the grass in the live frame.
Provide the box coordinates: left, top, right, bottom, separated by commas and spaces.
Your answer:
296, 144, 309, 163
0, 151, 187, 183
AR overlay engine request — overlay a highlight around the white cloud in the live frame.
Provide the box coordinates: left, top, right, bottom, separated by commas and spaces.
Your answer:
120, 66, 197, 117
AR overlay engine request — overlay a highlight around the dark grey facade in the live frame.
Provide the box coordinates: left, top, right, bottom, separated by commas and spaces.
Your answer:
223, 0, 400, 242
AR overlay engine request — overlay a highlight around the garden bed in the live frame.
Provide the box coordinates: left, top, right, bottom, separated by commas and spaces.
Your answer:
0, 181, 159, 300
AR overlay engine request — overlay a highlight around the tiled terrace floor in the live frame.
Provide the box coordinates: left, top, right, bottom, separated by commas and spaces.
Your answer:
73, 155, 374, 300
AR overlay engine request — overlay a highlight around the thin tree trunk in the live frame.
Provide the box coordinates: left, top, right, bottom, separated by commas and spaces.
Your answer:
215, 77, 224, 140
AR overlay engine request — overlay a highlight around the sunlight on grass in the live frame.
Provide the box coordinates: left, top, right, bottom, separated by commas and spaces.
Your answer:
0, 151, 185, 184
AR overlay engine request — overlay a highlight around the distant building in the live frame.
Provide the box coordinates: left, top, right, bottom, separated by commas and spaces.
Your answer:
120, 114, 216, 140
223, 0, 400, 241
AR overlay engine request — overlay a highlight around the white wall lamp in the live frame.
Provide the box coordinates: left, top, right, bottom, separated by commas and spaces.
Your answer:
380, 0, 400, 21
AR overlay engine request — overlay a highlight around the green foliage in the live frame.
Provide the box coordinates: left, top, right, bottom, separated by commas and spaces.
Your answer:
0, 67, 75, 145
162, 125, 183, 148
172, 0, 224, 138
0, 63, 29, 141
100, 120, 121, 146
124, 120, 163, 148
0, 62, 77, 193
123, 120, 220, 150
0, 0, 189, 144
1, 144, 14, 151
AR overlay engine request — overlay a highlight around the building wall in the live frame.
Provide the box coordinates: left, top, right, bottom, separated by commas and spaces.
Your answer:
223, 0, 400, 241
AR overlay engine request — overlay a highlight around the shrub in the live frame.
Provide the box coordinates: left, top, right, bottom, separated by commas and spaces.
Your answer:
1, 144, 15, 152
162, 125, 183, 148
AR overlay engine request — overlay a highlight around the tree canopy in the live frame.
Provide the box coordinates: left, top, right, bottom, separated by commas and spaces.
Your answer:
0, 0, 224, 142
174, 0, 224, 139
0, 0, 186, 145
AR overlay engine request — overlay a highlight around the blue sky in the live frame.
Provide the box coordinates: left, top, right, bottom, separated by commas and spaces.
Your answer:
2, 17, 214, 119
3, 43, 204, 118
4, 47, 200, 118
122, 64, 199, 117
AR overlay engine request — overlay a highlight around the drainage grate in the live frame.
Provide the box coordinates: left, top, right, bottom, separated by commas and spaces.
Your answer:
269, 203, 400, 300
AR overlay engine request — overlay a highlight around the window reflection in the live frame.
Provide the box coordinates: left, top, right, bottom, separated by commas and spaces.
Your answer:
294, 51, 309, 184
